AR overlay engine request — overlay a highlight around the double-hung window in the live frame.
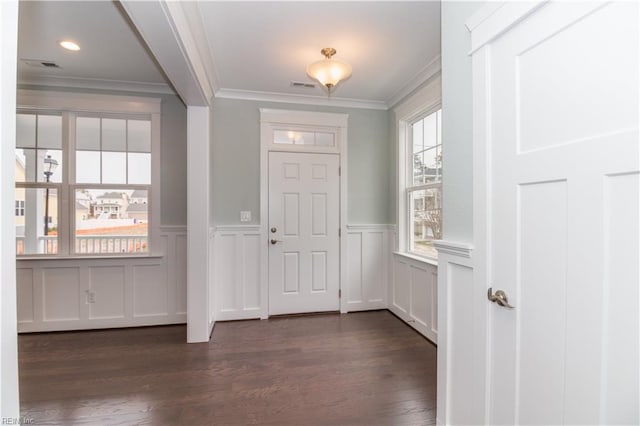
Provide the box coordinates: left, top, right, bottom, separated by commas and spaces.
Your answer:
15, 113, 63, 255
15, 91, 159, 257
73, 116, 152, 254
406, 109, 442, 258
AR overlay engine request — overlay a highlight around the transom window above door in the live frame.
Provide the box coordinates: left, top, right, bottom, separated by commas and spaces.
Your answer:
273, 129, 335, 147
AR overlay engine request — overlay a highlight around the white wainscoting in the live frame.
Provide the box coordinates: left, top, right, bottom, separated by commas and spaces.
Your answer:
16, 226, 187, 332
390, 252, 438, 343
432, 240, 475, 426
345, 225, 393, 311
212, 225, 263, 321
212, 224, 395, 321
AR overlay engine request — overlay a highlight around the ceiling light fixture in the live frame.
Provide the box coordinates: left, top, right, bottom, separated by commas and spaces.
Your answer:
59, 40, 80, 51
306, 48, 352, 95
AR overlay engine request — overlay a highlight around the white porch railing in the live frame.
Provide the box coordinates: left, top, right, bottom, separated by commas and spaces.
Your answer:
16, 235, 148, 255
75, 235, 148, 254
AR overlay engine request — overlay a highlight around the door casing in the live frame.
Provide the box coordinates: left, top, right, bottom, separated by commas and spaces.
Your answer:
259, 109, 348, 318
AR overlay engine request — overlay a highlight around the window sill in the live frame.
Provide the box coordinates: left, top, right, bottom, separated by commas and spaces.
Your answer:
17, 254, 164, 262
393, 251, 438, 267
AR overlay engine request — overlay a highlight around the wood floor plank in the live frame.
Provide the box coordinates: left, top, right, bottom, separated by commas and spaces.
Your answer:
19, 310, 436, 425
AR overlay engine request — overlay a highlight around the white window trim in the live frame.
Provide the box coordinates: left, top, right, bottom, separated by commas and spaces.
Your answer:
16, 90, 161, 258
394, 75, 442, 262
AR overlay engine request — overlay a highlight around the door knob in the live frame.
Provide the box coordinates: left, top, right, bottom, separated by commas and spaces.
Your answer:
270, 239, 282, 245
488, 287, 515, 309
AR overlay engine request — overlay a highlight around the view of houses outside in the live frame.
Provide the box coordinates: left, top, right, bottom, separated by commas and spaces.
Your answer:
74, 189, 148, 254
15, 165, 148, 254
15, 113, 151, 255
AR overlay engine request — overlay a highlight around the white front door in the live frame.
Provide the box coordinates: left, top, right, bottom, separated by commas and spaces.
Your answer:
268, 151, 340, 315
482, 2, 639, 424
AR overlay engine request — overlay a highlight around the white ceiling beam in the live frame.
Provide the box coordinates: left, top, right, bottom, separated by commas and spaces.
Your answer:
119, 0, 214, 106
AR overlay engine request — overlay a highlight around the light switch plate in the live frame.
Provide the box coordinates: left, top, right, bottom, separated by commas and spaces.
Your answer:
240, 211, 251, 222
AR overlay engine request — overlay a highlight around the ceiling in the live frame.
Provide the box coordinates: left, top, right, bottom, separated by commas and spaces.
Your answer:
17, 1, 171, 93
17, 1, 442, 109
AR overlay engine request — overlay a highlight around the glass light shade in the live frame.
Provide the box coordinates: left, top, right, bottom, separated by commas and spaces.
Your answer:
306, 59, 352, 88
59, 40, 80, 51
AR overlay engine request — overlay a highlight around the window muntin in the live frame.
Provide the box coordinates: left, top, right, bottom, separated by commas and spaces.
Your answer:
15, 111, 153, 257
406, 109, 442, 259
75, 117, 151, 185
15, 113, 63, 183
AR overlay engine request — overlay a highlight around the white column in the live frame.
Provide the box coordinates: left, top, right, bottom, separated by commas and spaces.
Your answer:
187, 106, 212, 343
0, 0, 20, 418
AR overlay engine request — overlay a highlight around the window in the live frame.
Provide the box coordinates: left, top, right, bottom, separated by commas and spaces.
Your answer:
15, 94, 158, 257
15, 200, 25, 216
406, 109, 442, 258
273, 129, 335, 146
15, 113, 63, 255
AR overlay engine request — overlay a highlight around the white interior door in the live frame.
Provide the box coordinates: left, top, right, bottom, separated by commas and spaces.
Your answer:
268, 151, 340, 315
485, 2, 639, 424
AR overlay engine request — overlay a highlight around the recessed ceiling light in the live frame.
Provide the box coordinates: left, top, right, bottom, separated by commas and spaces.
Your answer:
59, 40, 80, 51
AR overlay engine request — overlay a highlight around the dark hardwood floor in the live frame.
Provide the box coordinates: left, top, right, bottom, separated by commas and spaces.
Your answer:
19, 311, 437, 425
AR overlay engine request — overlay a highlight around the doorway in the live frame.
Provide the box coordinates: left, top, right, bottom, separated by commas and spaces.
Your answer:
259, 109, 348, 317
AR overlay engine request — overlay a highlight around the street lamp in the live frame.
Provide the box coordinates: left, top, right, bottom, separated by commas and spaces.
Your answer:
43, 155, 58, 237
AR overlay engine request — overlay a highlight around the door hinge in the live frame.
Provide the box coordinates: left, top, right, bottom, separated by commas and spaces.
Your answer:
338, 228, 341, 237
339, 289, 342, 298
338, 166, 341, 176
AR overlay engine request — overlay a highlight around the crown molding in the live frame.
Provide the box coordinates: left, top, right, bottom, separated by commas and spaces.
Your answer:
17, 75, 175, 95
215, 88, 389, 111
386, 54, 441, 109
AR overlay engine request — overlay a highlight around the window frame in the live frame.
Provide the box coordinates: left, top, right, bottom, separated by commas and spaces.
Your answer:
394, 77, 442, 262
406, 110, 442, 259
15, 90, 161, 258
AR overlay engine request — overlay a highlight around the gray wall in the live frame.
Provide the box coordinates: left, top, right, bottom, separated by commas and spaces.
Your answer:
158, 94, 187, 226
18, 86, 188, 226
211, 98, 391, 225
441, 2, 486, 242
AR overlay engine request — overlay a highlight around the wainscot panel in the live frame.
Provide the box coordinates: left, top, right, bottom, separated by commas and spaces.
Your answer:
390, 251, 438, 343
212, 224, 394, 321
212, 225, 263, 321
16, 227, 187, 332
345, 225, 393, 311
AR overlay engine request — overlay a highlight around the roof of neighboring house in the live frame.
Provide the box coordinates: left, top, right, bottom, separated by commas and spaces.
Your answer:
75, 202, 89, 210
96, 203, 121, 207
130, 190, 147, 199
127, 204, 147, 212
97, 192, 124, 199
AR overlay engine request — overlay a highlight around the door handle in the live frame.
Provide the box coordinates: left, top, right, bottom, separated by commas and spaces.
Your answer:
270, 239, 282, 245
488, 287, 515, 309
